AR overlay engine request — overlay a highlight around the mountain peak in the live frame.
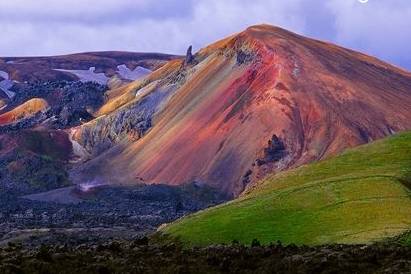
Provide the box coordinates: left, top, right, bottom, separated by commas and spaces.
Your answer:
244, 23, 296, 36
201, 24, 301, 51
199, 23, 410, 79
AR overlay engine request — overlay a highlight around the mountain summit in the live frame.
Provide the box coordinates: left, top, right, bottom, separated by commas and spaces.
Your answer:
73, 24, 411, 196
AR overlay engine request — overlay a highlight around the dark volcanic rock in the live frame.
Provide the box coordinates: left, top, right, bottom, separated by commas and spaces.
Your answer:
236, 49, 255, 65
75, 82, 177, 156
256, 135, 286, 166
0, 129, 72, 194
76, 99, 153, 156
0, 238, 409, 274
0, 183, 227, 244
0, 81, 108, 130
185, 45, 194, 65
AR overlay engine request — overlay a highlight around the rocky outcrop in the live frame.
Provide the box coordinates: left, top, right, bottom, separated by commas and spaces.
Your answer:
75, 102, 153, 156
241, 135, 288, 189
74, 83, 178, 157
184, 45, 194, 66
255, 135, 286, 166
236, 49, 255, 65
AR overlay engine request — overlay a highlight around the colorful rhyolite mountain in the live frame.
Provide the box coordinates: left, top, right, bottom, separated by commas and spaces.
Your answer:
72, 24, 411, 196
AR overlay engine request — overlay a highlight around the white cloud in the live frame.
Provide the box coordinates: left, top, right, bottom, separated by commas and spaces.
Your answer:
326, 0, 411, 68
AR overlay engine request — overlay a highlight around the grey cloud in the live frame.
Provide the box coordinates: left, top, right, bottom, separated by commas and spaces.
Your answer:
0, 0, 410, 70
0, 0, 195, 24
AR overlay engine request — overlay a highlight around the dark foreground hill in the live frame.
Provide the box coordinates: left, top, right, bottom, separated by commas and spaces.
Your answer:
0, 236, 410, 274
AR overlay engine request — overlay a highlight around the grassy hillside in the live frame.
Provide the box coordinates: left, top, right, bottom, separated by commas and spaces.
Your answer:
395, 231, 411, 246
162, 131, 411, 246
405, 234, 411, 246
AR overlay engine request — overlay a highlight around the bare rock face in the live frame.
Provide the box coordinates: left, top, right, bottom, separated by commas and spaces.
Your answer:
240, 135, 287, 190
256, 135, 286, 166
73, 81, 180, 157
74, 100, 154, 157
184, 45, 194, 66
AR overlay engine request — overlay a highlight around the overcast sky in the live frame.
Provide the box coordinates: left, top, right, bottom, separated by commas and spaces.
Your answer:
0, 0, 410, 70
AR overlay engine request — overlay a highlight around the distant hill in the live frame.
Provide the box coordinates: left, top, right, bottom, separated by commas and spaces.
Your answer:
0, 51, 180, 83
0, 51, 180, 122
162, 131, 411, 246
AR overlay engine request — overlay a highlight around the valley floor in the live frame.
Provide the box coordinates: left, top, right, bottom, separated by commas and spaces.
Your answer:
0, 184, 226, 246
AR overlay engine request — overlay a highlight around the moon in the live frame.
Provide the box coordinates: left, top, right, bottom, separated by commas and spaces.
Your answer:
358, 0, 369, 3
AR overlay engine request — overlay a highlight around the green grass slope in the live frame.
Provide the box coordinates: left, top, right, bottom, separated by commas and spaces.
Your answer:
404, 234, 411, 246
394, 231, 411, 246
162, 132, 411, 246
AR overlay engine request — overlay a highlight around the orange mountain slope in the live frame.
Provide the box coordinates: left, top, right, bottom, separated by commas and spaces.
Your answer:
72, 25, 411, 196
0, 98, 49, 125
